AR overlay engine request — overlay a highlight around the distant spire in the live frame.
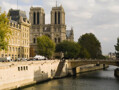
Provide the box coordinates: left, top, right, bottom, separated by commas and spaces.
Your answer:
71, 26, 73, 30
56, 0, 57, 7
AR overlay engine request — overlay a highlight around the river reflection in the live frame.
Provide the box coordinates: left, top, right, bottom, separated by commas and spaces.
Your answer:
22, 66, 119, 90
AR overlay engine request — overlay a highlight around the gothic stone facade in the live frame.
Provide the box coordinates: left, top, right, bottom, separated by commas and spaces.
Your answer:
29, 5, 74, 57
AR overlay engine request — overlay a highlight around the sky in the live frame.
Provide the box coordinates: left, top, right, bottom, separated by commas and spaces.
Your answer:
0, 0, 119, 55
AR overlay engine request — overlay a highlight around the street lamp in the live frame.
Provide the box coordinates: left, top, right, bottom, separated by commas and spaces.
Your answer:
0, 7, 1, 14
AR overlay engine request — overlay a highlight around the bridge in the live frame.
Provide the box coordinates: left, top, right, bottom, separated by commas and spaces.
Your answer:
67, 60, 119, 69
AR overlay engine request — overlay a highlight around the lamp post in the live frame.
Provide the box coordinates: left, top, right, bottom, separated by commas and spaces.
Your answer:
0, 7, 1, 14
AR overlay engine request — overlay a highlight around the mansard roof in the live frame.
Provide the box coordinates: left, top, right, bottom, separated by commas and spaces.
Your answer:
9, 9, 27, 21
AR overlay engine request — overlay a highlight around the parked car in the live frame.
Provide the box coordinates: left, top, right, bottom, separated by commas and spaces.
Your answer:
21, 58, 27, 61
34, 55, 47, 60
0, 57, 12, 62
15, 58, 21, 61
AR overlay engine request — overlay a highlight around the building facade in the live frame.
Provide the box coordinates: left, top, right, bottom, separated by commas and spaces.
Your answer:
29, 5, 74, 57
0, 9, 30, 60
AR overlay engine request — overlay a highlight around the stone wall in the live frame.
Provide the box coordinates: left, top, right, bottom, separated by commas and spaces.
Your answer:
0, 60, 69, 90
0, 60, 108, 90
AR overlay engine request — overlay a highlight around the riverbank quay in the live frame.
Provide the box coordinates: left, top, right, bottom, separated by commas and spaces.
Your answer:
0, 60, 108, 90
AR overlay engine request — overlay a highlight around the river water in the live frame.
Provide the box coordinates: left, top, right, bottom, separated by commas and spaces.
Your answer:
22, 66, 119, 90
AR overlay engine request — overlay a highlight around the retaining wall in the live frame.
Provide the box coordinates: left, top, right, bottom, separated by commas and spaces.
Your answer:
0, 60, 108, 90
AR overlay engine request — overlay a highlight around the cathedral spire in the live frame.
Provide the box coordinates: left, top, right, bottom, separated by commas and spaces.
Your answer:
56, 0, 57, 7
71, 26, 73, 30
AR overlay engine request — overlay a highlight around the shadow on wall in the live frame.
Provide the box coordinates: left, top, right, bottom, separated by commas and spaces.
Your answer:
34, 67, 49, 82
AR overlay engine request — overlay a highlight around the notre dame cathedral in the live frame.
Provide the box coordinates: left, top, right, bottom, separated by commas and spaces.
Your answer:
29, 5, 74, 57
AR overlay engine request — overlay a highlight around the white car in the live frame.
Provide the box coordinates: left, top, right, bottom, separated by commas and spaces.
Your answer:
34, 55, 47, 60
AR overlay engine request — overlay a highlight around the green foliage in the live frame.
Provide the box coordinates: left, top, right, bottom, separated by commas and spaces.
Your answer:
78, 33, 102, 59
115, 37, 119, 52
0, 12, 11, 51
56, 41, 80, 59
79, 46, 90, 59
37, 35, 55, 59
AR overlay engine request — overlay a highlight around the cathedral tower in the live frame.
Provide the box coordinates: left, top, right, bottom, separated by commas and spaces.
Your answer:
51, 5, 65, 25
29, 7, 45, 57
29, 7, 45, 25
29, 5, 73, 57
51, 5, 66, 43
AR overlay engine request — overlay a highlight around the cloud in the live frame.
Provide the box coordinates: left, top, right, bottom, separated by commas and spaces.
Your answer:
1, 1, 17, 12
21, 0, 33, 3
108, 5, 119, 13
0, 0, 119, 55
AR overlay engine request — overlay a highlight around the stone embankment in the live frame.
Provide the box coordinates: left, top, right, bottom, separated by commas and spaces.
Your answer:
0, 60, 108, 90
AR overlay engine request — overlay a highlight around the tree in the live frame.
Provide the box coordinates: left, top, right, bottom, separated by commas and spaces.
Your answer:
78, 33, 102, 59
0, 12, 11, 51
79, 46, 90, 59
37, 35, 55, 59
115, 37, 119, 59
115, 37, 119, 52
56, 41, 80, 59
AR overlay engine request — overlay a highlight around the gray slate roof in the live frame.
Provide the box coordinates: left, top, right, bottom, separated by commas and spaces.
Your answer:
9, 9, 27, 21
66, 30, 72, 38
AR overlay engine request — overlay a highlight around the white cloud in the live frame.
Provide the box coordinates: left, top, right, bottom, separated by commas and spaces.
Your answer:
0, 0, 119, 55
108, 5, 119, 13
21, 0, 33, 3
1, 1, 17, 12
102, 37, 110, 42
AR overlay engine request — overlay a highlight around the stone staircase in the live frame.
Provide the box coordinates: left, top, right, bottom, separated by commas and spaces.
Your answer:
54, 60, 65, 78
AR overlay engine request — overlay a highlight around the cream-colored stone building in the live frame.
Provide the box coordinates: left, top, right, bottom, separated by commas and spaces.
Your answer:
29, 5, 74, 57
0, 9, 30, 60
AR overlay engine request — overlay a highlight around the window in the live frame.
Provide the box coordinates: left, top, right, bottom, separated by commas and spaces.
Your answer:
13, 47, 14, 51
13, 24, 15, 27
33, 38, 36, 43
55, 12, 57, 24
55, 38, 57, 43
24, 66, 26, 70
18, 67, 20, 71
9, 47, 11, 51
18, 54, 20, 58
16, 47, 17, 52
15, 55, 17, 59
58, 38, 60, 43
2, 54, 4, 57
5, 55, 7, 57
16, 24, 18, 28
58, 12, 60, 24
37, 12, 39, 24
21, 67, 23, 70
26, 66, 28, 70
10, 23, 12, 26
18, 48, 20, 52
